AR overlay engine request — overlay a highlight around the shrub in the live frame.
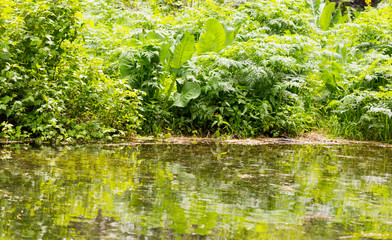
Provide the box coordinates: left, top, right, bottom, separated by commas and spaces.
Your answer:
0, 0, 142, 142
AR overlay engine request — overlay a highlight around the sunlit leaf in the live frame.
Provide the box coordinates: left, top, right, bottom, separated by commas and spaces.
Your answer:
170, 32, 196, 69
173, 82, 201, 107
196, 18, 226, 54
319, 2, 335, 31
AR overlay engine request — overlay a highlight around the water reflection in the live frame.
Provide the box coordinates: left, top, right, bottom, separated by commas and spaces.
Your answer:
0, 143, 392, 239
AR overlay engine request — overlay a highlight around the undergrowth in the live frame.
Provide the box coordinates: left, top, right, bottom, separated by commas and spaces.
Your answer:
1, 0, 392, 142
0, 0, 142, 143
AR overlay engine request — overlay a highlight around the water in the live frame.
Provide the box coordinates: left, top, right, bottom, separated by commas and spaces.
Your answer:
0, 143, 392, 239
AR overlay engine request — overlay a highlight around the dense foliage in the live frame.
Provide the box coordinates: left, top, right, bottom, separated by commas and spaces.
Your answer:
1, 0, 392, 141
0, 0, 142, 142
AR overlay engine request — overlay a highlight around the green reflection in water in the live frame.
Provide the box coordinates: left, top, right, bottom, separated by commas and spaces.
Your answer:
0, 143, 392, 239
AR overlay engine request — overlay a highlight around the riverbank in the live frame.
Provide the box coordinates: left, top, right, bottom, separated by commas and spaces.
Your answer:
105, 132, 392, 147
2, 132, 392, 148
0, 132, 392, 147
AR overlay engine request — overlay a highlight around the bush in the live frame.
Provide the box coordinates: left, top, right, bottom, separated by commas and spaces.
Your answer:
0, 0, 142, 142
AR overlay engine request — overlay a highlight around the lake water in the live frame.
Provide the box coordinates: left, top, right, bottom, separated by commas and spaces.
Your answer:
0, 143, 391, 239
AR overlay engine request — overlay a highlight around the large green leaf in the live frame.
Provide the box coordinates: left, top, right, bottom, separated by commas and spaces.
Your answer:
319, 2, 335, 31
173, 82, 201, 108
196, 18, 226, 54
119, 51, 134, 79
196, 32, 216, 54
170, 32, 196, 69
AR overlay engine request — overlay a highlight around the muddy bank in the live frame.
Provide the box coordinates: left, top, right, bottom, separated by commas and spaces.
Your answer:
106, 132, 392, 147
2, 132, 391, 147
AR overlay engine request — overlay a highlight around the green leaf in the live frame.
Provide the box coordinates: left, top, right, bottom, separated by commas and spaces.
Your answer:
1, 96, 12, 104
323, 71, 337, 92
196, 18, 226, 54
223, 23, 241, 47
1, 47, 10, 60
331, 3, 347, 26
196, 32, 216, 54
336, 44, 347, 63
146, 31, 166, 42
319, 2, 335, 31
160, 43, 171, 65
170, 33, 196, 69
119, 51, 134, 79
173, 82, 201, 108
306, 0, 320, 17
30, 36, 42, 46
338, 14, 349, 24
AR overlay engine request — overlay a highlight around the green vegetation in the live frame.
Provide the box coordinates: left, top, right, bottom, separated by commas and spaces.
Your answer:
1, 0, 392, 142
0, 0, 142, 142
